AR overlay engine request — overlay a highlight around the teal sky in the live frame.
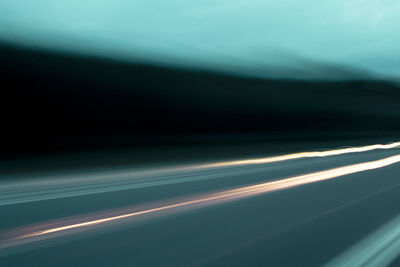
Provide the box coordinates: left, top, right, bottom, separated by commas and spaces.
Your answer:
1, 0, 400, 79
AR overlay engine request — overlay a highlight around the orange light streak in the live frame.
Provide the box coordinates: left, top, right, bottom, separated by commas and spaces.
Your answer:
17, 154, 400, 241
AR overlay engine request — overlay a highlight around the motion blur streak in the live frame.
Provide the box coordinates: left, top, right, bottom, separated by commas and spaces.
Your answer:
202, 141, 400, 168
2, 141, 400, 207
2, 154, 400, 250
326, 212, 400, 267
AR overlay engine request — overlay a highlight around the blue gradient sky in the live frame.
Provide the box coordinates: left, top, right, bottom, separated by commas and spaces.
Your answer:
1, 0, 400, 79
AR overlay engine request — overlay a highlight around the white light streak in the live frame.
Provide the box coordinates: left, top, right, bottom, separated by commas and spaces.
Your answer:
326, 212, 400, 267
2, 153, 400, 250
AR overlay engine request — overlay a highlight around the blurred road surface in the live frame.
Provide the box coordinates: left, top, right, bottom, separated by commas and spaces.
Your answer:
1, 141, 400, 266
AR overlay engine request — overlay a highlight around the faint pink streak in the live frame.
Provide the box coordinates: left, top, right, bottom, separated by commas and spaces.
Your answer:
2, 154, 400, 250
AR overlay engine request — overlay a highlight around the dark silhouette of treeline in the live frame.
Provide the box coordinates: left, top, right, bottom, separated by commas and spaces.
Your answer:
2, 42, 400, 157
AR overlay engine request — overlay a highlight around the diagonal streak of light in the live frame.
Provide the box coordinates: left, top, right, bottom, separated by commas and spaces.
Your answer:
1, 141, 400, 206
1, 153, 399, 250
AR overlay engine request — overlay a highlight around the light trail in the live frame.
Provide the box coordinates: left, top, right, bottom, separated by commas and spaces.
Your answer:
2, 153, 400, 250
201, 141, 400, 168
326, 212, 400, 267
1, 141, 400, 206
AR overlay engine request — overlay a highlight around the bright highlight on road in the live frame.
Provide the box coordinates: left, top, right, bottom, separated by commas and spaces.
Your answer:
2, 152, 400, 250
2, 141, 400, 207
201, 141, 400, 168
326, 212, 400, 267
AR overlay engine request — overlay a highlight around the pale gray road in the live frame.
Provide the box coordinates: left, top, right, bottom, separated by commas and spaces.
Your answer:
1, 142, 400, 266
